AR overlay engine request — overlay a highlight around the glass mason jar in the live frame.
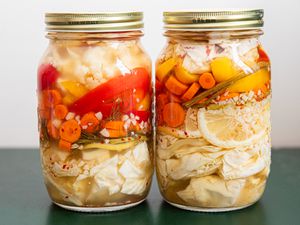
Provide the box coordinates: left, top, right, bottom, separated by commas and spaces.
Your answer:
155, 10, 271, 212
37, 12, 153, 212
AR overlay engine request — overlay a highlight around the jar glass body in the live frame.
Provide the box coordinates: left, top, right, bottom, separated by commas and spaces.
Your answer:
37, 31, 153, 212
155, 30, 271, 211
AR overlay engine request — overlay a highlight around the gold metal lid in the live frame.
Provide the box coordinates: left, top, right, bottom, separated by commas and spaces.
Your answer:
163, 9, 264, 30
45, 12, 144, 32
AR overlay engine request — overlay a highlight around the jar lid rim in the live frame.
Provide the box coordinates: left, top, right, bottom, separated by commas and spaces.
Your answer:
45, 12, 144, 32
163, 9, 264, 31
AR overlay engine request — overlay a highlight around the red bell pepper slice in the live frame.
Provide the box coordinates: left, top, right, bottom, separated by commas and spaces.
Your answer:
257, 47, 270, 62
126, 110, 150, 122
37, 64, 59, 91
69, 68, 150, 115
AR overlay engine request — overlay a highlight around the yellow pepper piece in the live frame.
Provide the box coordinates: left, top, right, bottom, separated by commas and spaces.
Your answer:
60, 81, 88, 98
156, 58, 177, 81
62, 94, 76, 106
174, 65, 200, 84
136, 94, 151, 111
228, 68, 270, 92
211, 57, 237, 82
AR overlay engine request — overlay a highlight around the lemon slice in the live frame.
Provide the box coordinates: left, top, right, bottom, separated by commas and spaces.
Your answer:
198, 99, 270, 148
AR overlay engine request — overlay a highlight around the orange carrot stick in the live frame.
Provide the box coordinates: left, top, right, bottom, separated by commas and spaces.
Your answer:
104, 121, 125, 131
42, 89, 62, 107
59, 119, 81, 143
107, 129, 127, 138
163, 102, 186, 128
54, 104, 68, 120
58, 139, 72, 151
181, 82, 200, 101
218, 92, 240, 101
199, 72, 216, 89
165, 75, 188, 95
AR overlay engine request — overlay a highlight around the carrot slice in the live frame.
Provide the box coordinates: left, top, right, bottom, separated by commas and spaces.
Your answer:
156, 93, 169, 126
181, 83, 200, 101
163, 103, 186, 128
59, 119, 81, 143
157, 93, 169, 108
199, 72, 216, 89
80, 112, 100, 133
58, 139, 72, 151
38, 108, 51, 120
54, 104, 68, 120
165, 76, 188, 95
42, 90, 62, 107
47, 120, 59, 140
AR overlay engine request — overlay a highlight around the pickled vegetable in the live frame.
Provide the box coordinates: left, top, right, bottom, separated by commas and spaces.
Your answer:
155, 36, 271, 210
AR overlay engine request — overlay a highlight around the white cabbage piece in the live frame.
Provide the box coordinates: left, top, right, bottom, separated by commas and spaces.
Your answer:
51, 161, 81, 177
220, 137, 271, 180
157, 138, 222, 160
181, 46, 211, 74
237, 38, 259, 56
81, 148, 111, 162
119, 142, 151, 195
45, 173, 83, 206
119, 159, 145, 179
121, 178, 148, 195
157, 135, 179, 149
90, 155, 124, 195
184, 108, 202, 138
132, 142, 150, 164
156, 158, 169, 190
165, 151, 225, 180
177, 175, 245, 207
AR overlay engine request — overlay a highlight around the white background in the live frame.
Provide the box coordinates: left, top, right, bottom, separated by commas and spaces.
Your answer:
0, 0, 299, 148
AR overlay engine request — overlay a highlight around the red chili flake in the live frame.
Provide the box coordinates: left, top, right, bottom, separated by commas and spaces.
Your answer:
184, 131, 188, 136
62, 164, 66, 169
206, 46, 211, 56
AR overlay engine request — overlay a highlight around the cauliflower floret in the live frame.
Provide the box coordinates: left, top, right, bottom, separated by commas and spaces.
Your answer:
117, 40, 151, 70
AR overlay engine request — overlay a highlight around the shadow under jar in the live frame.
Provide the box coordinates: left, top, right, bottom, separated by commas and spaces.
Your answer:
155, 9, 271, 212
37, 12, 153, 212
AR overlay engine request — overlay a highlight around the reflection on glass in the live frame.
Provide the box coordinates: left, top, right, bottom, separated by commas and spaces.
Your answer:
46, 201, 153, 225
157, 201, 267, 225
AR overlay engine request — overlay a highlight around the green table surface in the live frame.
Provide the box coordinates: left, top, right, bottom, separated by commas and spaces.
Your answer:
0, 149, 299, 225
